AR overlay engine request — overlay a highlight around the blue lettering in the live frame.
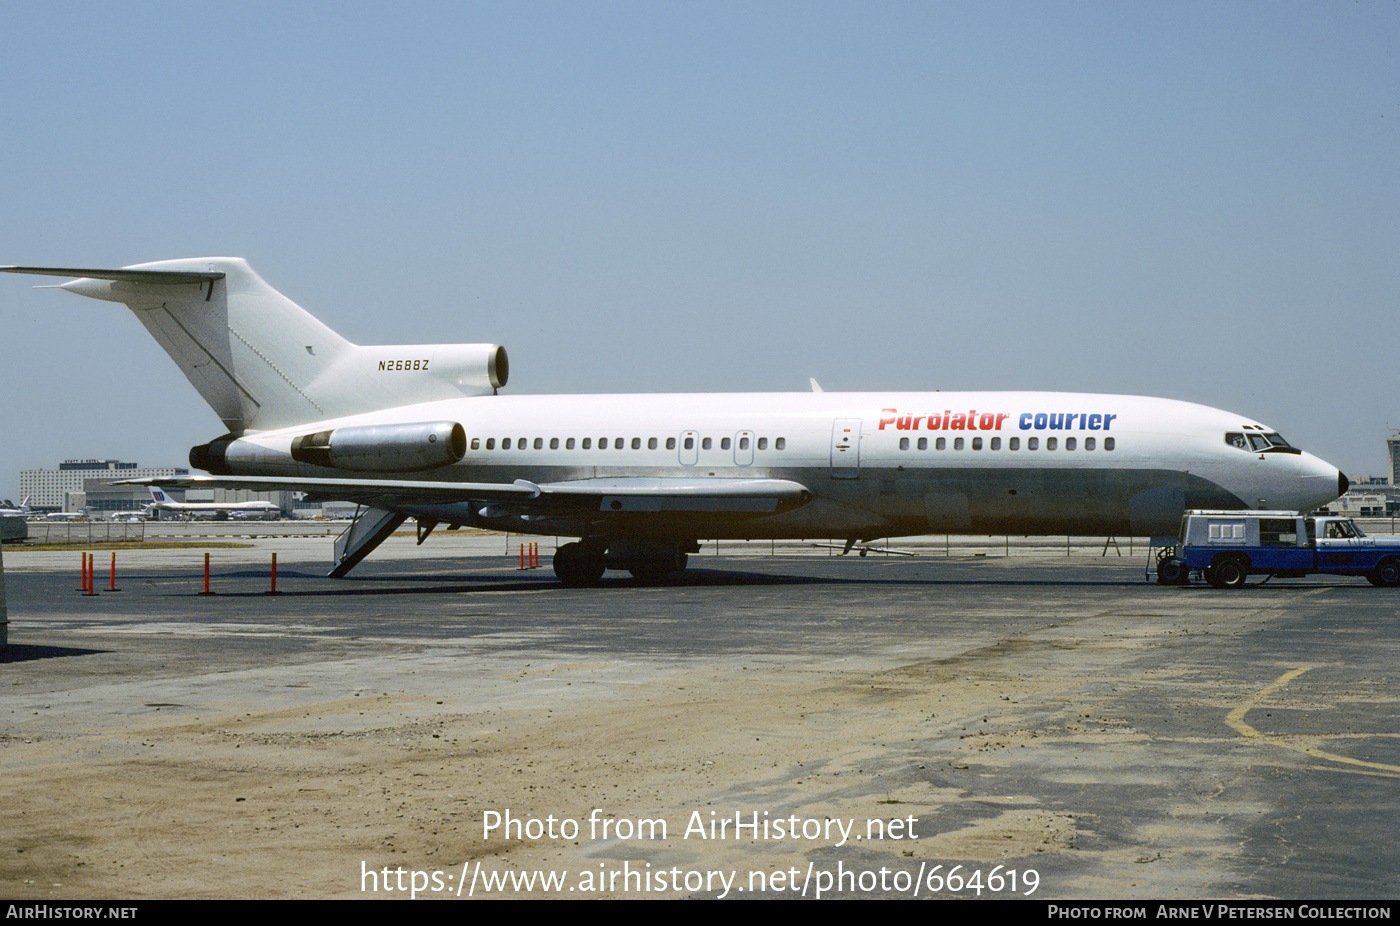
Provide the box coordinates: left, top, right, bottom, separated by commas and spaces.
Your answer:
1023, 411, 1116, 431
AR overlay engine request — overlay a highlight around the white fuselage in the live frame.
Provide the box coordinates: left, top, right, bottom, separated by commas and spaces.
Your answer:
145, 487, 279, 520
218, 390, 1343, 540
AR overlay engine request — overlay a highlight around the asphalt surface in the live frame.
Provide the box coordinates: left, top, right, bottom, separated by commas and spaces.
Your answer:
2, 537, 1398, 899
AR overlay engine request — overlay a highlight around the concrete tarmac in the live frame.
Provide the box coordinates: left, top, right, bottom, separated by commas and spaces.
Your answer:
2, 533, 1398, 899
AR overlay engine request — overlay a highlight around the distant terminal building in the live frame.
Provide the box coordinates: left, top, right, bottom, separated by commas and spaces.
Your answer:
1325, 489, 1392, 518
1320, 471, 1400, 517
18, 458, 297, 518
20, 460, 188, 514
1318, 429, 1400, 517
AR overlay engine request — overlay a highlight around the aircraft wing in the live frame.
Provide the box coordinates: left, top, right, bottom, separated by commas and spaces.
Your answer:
121, 475, 813, 518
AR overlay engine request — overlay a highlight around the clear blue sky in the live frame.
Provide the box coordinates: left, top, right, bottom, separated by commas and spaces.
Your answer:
2, 1, 1396, 496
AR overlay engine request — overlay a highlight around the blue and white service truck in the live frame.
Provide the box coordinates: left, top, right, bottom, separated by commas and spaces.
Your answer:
1158, 510, 1400, 588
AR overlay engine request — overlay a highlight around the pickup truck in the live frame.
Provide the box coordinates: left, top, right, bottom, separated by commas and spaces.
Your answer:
1157, 510, 1400, 588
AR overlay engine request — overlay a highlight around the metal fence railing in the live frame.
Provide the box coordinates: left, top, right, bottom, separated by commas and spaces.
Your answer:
24, 521, 147, 544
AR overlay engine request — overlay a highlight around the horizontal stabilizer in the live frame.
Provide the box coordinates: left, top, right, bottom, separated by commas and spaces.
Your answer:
0, 266, 224, 284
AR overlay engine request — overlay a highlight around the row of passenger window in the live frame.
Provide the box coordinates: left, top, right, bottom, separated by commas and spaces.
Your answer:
469, 436, 789, 451
898, 436, 1115, 451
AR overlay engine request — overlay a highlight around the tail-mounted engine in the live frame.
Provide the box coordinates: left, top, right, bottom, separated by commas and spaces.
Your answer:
290, 421, 467, 472
192, 421, 467, 475
363, 343, 508, 395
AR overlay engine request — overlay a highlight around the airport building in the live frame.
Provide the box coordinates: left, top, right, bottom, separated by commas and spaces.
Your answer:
1324, 489, 1392, 518
20, 460, 189, 514
1317, 434, 1400, 517
19, 458, 301, 518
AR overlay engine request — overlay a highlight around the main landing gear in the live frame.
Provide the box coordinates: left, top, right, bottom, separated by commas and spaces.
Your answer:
552, 540, 692, 587
553, 542, 606, 587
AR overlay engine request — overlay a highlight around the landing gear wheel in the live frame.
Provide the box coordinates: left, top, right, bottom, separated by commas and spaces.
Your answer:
1157, 558, 1188, 585
1207, 558, 1248, 589
1369, 558, 1400, 588
554, 542, 605, 587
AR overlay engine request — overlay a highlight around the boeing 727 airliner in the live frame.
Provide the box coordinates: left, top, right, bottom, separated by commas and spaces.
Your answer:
145, 486, 280, 520
1, 258, 1347, 585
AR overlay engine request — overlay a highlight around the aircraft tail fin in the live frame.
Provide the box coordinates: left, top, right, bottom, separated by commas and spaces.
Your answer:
1, 258, 508, 434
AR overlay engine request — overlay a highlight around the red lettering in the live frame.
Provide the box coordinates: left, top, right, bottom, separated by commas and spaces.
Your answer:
881, 408, 1012, 432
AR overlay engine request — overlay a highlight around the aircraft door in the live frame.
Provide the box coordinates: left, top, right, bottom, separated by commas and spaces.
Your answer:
679, 430, 699, 466
734, 431, 754, 466
830, 418, 861, 479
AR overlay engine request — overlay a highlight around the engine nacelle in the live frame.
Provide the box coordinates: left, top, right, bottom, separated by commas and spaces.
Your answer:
289, 421, 468, 472
361, 343, 508, 394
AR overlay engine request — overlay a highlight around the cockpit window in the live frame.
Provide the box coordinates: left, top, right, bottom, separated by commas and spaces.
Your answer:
1226, 431, 1298, 453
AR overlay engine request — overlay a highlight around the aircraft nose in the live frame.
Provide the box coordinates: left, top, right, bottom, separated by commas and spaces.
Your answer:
1282, 451, 1349, 513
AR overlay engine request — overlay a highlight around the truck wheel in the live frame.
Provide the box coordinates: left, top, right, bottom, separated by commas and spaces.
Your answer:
1208, 557, 1248, 589
1157, 558, 1188, 584
1369, 559, 1400, 588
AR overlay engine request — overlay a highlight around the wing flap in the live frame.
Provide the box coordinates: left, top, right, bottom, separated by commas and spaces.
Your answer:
120, 475, 813, 518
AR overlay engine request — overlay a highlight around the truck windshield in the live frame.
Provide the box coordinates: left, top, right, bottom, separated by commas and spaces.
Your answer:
1324, 521, 1365, 539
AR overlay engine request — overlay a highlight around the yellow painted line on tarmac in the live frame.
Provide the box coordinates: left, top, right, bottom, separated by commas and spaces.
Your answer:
1226, 666, 1400, 777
